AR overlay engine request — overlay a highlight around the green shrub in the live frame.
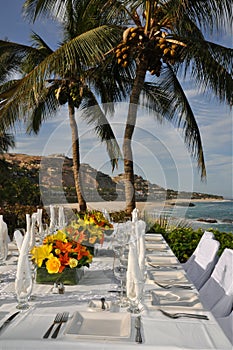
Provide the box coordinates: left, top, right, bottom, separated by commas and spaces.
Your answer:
148, 223, 233, 262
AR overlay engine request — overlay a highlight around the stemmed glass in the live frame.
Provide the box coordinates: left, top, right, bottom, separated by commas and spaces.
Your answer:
113, 255, 129, 307
15, 260, 33, 310
0, 239, 8, 265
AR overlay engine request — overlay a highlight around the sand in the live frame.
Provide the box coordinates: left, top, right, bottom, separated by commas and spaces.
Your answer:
62, 198, 225, 213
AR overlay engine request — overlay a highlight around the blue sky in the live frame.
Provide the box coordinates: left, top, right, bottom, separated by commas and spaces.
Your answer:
0, 1, 232, 199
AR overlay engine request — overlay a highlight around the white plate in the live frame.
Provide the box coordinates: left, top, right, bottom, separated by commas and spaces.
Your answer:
146, 255, 179, 265
148, 270, 188, 282
151, 290, 202, 308
145, 243, 168, 250
145, 234, 163, 242
65, 311, 131, 339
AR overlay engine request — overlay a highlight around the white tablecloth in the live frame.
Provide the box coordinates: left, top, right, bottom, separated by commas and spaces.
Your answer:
0, 234, 231, 349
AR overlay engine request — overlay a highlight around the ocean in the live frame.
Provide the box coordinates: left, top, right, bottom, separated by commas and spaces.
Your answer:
151, 200, 233, 233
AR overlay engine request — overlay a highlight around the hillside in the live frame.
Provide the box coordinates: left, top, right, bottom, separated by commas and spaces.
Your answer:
0, 153, 224, 205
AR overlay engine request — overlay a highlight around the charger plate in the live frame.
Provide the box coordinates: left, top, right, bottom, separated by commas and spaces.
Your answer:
65, 311, 131, 340
151, 290, 202, 308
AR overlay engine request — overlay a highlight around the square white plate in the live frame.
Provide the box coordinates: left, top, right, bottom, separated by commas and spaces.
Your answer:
145, 234, 163, 242
151, 290, 202, 308
145, 243, 168, 250
65, 311, 131, 340
146, 255, 179, 265
148, 269, 188, 282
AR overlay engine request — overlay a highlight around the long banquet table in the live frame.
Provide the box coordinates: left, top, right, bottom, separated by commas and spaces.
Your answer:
0, 233, 232, 349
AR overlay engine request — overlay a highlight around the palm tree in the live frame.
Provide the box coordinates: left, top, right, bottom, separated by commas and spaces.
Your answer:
105, 0, 233, 213
0, 1, 124, 211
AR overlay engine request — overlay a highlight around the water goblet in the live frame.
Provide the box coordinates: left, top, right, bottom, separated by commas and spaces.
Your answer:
15, 265, 33, 310
113, 255, 129, 308
0, 239, 8, 265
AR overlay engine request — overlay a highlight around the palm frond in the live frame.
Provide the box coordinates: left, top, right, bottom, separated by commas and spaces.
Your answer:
0, 132, 15, 153
155, 65, 206, 179
80, 89, 122, 170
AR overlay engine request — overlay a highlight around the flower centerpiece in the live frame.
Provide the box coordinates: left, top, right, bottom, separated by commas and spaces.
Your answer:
31, 210, 113, 285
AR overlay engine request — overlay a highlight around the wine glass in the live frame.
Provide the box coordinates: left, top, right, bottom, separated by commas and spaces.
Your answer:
15, 260, 33, 310
113, 255, 129, 308
0, 238, 8, 265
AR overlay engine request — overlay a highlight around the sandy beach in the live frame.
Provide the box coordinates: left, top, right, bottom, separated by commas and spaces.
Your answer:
62, 198, 226, 213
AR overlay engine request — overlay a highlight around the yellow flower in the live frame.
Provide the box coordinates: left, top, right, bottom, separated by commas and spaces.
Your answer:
46, 257, 61, 274
44, 231, 67, 244
53, 230, 68, 242
68, 258, 78, 268
89, 236, 97, 244
31, 244, 53, 267
55, 248, 61, 255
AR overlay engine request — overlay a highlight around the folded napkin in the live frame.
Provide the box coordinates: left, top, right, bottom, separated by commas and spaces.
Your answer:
13, 230, 24, 251
49, 205, 56, 231
29, 213, 38, 250
102, 208, 111, 222
15, 229, 32, 298
126, 220, 146, 300
58, 206, 65, 228
0, 215, 9, 260
37, 208, 43, 235
131, 208, 139, 222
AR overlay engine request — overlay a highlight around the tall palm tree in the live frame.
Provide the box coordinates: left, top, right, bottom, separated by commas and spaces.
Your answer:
19, 0, 233, 214
0, 1, 124, 211
106, 0, 233, 213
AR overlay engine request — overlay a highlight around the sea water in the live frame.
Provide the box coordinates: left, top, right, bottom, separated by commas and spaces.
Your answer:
152, 200, 233, 233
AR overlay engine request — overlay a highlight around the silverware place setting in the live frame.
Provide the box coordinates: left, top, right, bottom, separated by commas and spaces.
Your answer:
135, 316, 143, 343
43, 312, 69, 339
159, 309, 209, 320
154, 281, 193, 290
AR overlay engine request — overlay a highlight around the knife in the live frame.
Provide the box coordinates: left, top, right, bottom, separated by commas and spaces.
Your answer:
135, 316, 142, 343
0, 311, 20, 334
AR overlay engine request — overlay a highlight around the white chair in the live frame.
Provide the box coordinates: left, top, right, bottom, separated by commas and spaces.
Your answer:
182, 231, 215, 272
216, 310, 233, 345
199, 248, 233, 318
185, 237, 220, 290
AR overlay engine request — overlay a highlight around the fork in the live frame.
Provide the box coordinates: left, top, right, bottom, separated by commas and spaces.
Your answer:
51, 312, 69, 338
154, 281, 193, 289
159, 309, 209, 320
43, 313, 63, 338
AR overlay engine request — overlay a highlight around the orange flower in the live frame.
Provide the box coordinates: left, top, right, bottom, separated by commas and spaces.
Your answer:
55, 241, 73, 253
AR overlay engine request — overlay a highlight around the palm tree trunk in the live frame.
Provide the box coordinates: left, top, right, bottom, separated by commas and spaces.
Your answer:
68, 102, 87, 212
123, 58, 148, 214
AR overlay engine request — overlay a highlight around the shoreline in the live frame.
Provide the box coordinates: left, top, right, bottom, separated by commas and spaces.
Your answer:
62, 198, 230, 213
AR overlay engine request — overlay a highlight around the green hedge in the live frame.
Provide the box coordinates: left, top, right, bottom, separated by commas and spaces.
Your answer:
148, 224, 233, 262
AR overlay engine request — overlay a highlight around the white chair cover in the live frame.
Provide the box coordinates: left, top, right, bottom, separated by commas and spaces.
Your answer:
182, 231, 215, 271
199, 248, 233, 318
185, 238, 220, 290
216, 310, 233, 345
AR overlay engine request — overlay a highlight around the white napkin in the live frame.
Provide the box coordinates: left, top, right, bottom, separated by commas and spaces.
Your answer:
13, 230, 24, 251
37, 208, 43, 235
126, 220, 146, 300
15, 229, 32, 297
49, 205, 56, 231
102, 208, 111, 222
131, 208, 139, 222
135, 220, 146, 276
29, 213, 38, 250
26, 213, 31, 234
58, 206, 65, 228
0, 215, 9, 260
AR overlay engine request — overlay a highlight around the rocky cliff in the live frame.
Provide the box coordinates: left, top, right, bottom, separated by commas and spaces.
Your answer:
0, 153, 224, 203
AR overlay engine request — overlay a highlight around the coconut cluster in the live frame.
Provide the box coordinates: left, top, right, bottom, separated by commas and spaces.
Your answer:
115, 26, 179, 75
54, 81, 81, 107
